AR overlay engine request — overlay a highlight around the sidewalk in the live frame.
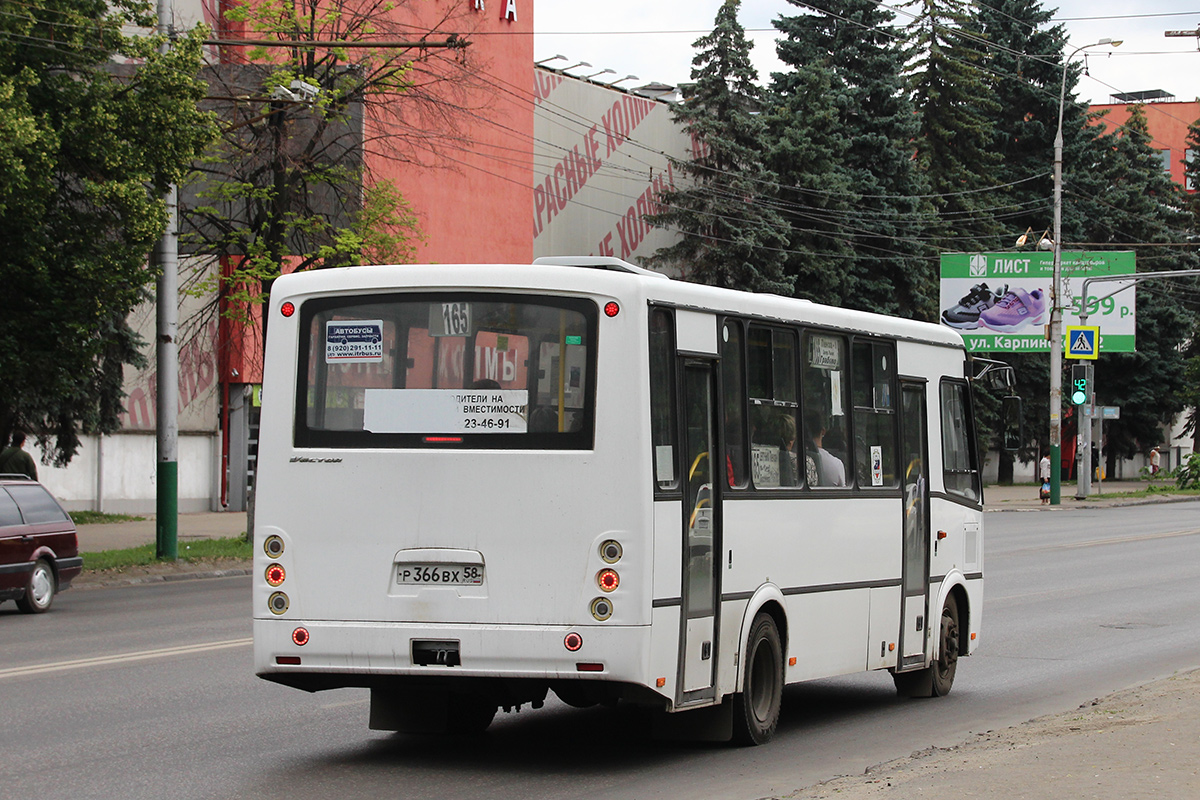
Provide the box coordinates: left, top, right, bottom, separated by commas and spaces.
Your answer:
75, 511, 248, 553
983, 479, 1195, 510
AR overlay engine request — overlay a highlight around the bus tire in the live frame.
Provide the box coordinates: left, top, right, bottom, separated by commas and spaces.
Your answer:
892, 595, 959, 698
732, 612, 783, 746
931, 595, 960, 696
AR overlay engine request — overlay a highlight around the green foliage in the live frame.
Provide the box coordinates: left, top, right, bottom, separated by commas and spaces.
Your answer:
0, 0, 216, 462
903, 0, 1006, 253
645, 0, 792, 293
770, 0, 934, 318
1176, 452, 1200, 490
1084, 107, 1199, 462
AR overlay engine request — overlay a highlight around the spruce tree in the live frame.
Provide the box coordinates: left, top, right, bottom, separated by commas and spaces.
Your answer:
903, 0, 1005, 253
1083, 107, 1198, 469
771, 0, 934, 318
645, 0, 791, 293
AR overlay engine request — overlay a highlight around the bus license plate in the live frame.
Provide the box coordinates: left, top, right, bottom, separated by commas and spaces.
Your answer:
396, 564, 484, 586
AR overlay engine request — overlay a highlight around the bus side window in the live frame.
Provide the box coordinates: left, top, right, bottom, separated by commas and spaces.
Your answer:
851, 340, 898, 488
941, 380, 980, 501
747, 325, 799, 489
649, 308, 678, 490
802, 332, 850, 488
721, 320, 747, 488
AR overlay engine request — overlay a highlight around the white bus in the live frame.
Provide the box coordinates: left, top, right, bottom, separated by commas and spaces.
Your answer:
253, 257, 985, 744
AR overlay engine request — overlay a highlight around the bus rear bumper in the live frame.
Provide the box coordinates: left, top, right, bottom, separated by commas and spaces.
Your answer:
253, 617, 653, 690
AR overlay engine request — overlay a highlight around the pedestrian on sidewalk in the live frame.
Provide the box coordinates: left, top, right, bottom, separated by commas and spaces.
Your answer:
1039, 451, 1051, 504
0, 431, 37, 480
1150, 447, 1161, 476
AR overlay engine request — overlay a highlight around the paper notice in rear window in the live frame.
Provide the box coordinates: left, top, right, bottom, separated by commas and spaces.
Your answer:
326, 320, 384, 363
364, 389, 529, 433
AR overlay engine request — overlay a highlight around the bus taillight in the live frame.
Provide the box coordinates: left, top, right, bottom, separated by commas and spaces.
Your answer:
604, 301, 620, 317
292, 627, 310, 646
265, 563, 286, 586
564, 632, 583, 651
596, 568, 619, 592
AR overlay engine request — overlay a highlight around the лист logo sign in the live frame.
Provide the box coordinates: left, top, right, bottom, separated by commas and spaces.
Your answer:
969, 254, 987, 277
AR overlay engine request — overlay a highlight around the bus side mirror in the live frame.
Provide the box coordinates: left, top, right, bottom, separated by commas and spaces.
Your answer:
1001, 395, 1022, 453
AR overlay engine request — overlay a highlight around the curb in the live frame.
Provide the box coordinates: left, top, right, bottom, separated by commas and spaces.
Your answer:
71, 567, 253, 590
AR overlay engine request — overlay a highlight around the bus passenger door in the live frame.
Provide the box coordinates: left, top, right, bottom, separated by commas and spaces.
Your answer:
898, 381, 930, 667
678, 360, 719, 704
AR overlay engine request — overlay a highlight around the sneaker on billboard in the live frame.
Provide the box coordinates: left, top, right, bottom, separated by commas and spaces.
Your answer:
941, 283, 1004, 330
978, 288, 1046, 332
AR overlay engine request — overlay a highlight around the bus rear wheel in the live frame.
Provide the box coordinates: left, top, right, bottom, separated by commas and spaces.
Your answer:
732, 612, 783, 746
892, 595, 959, 698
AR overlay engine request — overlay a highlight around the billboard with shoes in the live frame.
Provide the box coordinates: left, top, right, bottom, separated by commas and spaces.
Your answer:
939, 251, 1136, 353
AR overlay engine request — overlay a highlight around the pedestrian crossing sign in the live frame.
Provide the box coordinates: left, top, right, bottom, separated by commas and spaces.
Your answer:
1066, 325, 1099, 360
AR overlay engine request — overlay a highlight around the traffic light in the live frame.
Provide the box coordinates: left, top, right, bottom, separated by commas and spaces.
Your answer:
1070, 364, 1089, 406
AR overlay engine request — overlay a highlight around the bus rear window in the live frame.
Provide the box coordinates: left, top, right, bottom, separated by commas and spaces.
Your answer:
295, 293, 597, 449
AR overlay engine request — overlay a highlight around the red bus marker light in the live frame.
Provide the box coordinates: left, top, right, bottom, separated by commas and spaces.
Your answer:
564, 632, 583, 651
280, 301, 295, 317
604, 302, 620, 317
292, 627, 310, 646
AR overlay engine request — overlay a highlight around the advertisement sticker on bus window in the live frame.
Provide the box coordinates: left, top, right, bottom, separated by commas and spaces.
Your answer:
809, 335, 841, 370
363, 389, 529, 433
751, 443, 781, 487
326, 320, 384, 363
429, 302, 471, 337
871, 446, 883, 486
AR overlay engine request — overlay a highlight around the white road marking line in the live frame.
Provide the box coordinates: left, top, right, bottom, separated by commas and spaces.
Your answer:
0, 637, 253, 680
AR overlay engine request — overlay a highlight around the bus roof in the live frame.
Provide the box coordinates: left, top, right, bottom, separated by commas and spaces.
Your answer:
272, 262, 965, 350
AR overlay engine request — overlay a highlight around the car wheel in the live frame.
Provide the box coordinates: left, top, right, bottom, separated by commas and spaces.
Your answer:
732, 612, 783, 746
17, 558, 56, 614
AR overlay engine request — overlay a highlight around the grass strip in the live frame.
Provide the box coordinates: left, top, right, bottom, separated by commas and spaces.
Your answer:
70, 511, 147, 525
82, 536, 252, 571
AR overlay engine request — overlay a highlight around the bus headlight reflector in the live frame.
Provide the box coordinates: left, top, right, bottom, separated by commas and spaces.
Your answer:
600, 539, 622, 564
597, 568, 619, 592
265, 563, 286, 586
268, 591, 290, 615
590, 597, 613, 621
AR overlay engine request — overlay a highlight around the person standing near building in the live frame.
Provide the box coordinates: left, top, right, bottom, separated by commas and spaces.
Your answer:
0, 431, 38, 480
1150, 447, 1161, 476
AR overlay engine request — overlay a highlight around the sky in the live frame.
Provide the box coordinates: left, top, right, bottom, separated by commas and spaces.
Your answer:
534, 1, 1200, 105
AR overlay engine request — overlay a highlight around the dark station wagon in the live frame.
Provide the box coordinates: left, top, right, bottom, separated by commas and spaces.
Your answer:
0, 476, 82, 613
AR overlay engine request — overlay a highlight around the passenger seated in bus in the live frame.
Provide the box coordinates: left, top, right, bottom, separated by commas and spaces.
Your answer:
804, 410, 846, 487
529, 406, 558, 432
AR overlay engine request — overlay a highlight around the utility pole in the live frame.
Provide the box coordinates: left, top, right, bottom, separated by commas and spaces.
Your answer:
155, 0, 178, 561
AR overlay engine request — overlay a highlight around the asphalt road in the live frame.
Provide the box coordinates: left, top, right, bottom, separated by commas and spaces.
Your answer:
2, 501, 1198, 800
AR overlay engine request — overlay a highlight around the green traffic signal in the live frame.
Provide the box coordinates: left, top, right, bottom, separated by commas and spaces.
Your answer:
1070, 364, 1089, 406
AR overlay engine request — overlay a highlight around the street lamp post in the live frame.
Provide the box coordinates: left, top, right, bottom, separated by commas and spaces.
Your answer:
1049, 37, 1120, 505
